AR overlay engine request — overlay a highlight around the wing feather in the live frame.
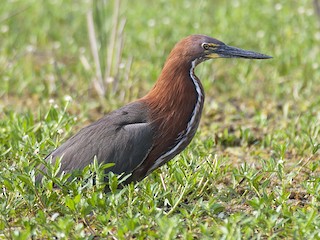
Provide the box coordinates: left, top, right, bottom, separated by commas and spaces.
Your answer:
37, 101, 153, 181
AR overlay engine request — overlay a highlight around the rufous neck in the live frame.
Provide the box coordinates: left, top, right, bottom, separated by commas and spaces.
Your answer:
144, 56, 194, 101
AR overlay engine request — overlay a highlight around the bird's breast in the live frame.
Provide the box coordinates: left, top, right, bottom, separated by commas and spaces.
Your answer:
130, 70, 205, 181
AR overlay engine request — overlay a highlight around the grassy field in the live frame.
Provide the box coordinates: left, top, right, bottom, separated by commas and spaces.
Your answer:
1, 0, 320, 239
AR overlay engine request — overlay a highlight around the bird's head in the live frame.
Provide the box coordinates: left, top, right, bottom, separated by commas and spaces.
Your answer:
170, 34, 272, 65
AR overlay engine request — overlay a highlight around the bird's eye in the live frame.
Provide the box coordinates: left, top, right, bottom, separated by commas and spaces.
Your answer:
202, 43, 210, 50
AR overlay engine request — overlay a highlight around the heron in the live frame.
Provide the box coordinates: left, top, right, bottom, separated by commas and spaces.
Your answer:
36, 34, 271, 186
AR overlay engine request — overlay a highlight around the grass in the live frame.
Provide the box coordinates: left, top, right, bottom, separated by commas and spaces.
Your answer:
0, 0, 320, 239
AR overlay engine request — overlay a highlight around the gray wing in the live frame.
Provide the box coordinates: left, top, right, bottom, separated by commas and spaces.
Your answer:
37, 101, 153, 180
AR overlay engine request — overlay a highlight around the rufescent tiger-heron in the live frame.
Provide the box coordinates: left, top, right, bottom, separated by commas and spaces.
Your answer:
36, 34, 271, 186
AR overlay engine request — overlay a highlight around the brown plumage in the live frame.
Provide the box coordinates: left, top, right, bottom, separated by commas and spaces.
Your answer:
37, 34, 271, 185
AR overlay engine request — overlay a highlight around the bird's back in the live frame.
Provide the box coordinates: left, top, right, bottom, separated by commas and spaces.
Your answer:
36, 101, 154, 182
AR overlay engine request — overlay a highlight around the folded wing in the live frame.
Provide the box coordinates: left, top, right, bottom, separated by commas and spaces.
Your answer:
36, 101, 153, 181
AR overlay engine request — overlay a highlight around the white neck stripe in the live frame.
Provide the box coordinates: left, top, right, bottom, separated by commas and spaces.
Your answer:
148, 59, 203, 173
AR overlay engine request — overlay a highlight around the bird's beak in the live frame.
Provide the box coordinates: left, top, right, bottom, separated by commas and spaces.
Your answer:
207, 44, 272, 59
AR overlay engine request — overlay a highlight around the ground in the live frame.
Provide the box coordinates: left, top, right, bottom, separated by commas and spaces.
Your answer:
0, 0, 319, 239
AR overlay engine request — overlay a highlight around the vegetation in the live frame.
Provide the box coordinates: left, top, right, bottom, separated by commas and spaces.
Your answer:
0, 0, 319, 239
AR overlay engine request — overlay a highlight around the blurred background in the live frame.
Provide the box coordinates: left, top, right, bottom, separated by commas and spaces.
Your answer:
0, 0, 319, 238
1, 0, 319, 161
1, 0, 319, 110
